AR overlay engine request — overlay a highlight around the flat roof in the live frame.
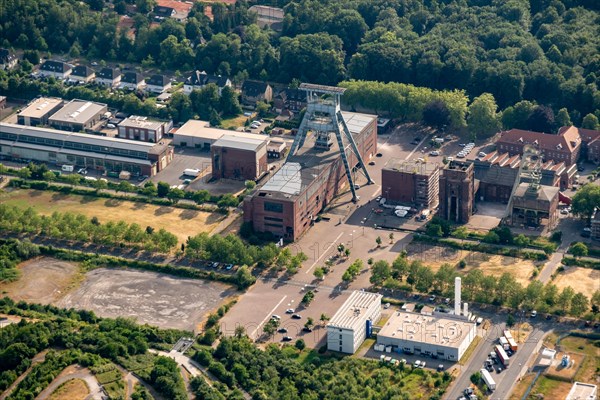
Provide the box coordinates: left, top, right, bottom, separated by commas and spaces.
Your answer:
49, 99, 107, 124
119, 116, 165, 131
17, 97, 63, 119
328, 291, 382, 331
212, 134, 266, 151
378, 310, 476, 348
175, 120, 266, 142
0, 122, 158, 154
299, 83, 346, 94
384, 158, 439, 176
259, 111, 375, 198
566, 382, 597, 400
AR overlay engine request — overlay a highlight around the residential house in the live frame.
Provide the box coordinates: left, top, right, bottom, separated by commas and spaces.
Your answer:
241, 80, 273, 106
120, 72, 145, 90
154, 0, 192, 22
153, 5, 176, 20
496, 127, 582, 166
95, 68, 121, 87
68, 65, 95, 84
273, 88, 307, 113
145, 74, 172, 94
183, 70, 231, 95
0, 48, 18, 70
39, 60, 72, 79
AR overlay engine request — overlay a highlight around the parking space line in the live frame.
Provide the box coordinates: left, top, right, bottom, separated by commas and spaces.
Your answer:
304, 232, 345, 274
251, 295, 288, 339
405, 135, 430, 161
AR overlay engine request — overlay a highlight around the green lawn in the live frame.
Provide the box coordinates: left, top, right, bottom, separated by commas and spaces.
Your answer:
221, 114, 250, 129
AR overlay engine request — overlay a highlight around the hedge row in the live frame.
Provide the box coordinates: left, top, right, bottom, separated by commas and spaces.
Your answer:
562, 256, 600, 270
414, 234, 549, 261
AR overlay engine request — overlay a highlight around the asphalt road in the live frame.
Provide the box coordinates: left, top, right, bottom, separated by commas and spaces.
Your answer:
444, 313, 553, 400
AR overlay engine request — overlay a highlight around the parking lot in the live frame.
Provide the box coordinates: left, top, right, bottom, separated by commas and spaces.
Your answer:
149, 147, 212, 186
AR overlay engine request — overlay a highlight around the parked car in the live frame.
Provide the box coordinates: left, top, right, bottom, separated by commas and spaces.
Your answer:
302, 326, 313, 332
429, 150, 440, 156
282, 336, 293, 342
225, 264, 234, 270
413, 360, 421, 368
286, 308, 295, 314
478, 152, 487, 158
278, 328, 288, 334
271, 315, 281, 320
292, 314, 302, 319
437, 364, 444, 372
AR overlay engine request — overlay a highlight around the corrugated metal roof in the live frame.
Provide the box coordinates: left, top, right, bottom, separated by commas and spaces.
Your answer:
328, 291, 382, 331
48, 99, 107, 125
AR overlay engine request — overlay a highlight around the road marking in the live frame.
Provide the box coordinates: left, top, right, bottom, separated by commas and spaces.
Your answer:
251, 295, 288, 339
405, 135, 430, 160
305, 231, 345, 274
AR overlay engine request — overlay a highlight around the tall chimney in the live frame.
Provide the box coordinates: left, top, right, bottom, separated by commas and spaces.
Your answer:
463, 302, 468, 317
455, 277, 462, 315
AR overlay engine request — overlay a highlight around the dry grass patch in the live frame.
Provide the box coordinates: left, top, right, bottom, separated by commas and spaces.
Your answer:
461, 253, 537, 285
0, 257, 79, 304
405, 243, 467, 271
545, 352, 584, 381
509, 372, 536, 400
0, 188, 224, 243
554, 267, 600, 296
510, 322, 533, 344
49, 379, 89, 400
528, 376, 573, 400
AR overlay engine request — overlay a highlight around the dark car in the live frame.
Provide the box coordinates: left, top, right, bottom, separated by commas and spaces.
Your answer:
291, 314, 302, 320
277, 328, 288, 334
376, 153, 383, 157
302, 326, 313, 332
282, 336, 293, 342
496, 366, 503, 373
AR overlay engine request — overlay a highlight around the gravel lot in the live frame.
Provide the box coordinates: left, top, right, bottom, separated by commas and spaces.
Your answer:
57, 268, 235, 331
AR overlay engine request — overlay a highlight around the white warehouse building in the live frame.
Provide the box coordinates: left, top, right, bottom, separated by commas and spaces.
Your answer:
327, 291, 382, 354
376, 310, 477, 362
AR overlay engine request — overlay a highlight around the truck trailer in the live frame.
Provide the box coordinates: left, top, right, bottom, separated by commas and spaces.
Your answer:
480, 368, 496, 391
494, 344, 510, 367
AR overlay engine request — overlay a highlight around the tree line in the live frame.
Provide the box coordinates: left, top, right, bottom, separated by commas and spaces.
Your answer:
0, 204, 178, 253
2, 0, 599, 125
369, 252, 599, 319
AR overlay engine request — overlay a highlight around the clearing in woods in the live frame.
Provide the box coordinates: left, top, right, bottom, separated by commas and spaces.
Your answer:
0, 188, 224, 243
49, 379, 89, 400
0, 257, 79, 304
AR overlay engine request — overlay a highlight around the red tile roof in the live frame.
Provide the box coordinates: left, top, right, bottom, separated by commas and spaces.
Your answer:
560, 126, 600, 145
498, 127, 581, 152
156, 0, 193, 13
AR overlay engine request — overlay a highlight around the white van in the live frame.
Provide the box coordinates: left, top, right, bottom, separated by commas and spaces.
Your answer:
62, 165, 74, 172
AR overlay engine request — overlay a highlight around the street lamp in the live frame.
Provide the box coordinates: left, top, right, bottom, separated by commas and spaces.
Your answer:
361, 220, 365, 235
350, 230, 355, 247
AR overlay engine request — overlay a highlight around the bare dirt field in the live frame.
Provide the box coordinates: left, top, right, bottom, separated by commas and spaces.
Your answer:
56, 268, 235, 331
0, 189, 224, 243
0, 257, 79, 304
461, 253, 537, 285
48, 378, 89, 400
554, 266, 600, 295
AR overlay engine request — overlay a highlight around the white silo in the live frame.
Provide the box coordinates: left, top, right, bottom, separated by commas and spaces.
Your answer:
454, 277, 462, 315
463, 302, 468, 317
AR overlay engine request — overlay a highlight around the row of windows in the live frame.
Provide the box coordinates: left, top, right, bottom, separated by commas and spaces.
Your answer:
0, 132, 149, 160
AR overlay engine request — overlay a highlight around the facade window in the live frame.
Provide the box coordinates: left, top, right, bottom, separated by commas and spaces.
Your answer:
264, 201, 283, 213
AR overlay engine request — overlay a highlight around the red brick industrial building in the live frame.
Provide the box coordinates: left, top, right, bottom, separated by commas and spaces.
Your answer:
381, 160, 439, 209
243, 112, 377, 241
211, 135, 268, 180
439, 161, 475, 224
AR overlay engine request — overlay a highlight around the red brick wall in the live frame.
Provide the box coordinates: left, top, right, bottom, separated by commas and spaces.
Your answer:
212, 147, 264, 180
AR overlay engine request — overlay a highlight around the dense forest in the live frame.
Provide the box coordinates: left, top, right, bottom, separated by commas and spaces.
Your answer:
0, 297, 187, 399
1, 0, 599, 125
192, 335, 452, 400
